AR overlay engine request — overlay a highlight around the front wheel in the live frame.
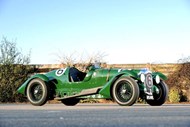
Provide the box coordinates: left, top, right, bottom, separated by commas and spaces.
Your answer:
61, 98, 80, 106
112, 77, 139, 106
26, 78, 49, 106
146, 80, 168, 106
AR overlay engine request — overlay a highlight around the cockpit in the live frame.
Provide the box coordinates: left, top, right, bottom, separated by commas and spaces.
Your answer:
69, 63, 100, 82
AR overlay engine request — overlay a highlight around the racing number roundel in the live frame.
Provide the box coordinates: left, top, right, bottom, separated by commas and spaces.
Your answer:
56, 68, 66, 76
145, 73, 153, 88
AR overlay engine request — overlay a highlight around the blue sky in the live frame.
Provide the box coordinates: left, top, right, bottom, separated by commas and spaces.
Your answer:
0, 0, 190, 64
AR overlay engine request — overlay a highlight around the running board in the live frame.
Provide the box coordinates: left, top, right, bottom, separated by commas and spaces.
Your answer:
55, 87, 102, 100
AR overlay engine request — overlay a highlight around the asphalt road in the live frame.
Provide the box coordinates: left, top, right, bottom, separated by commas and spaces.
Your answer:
0, 103, 190, 127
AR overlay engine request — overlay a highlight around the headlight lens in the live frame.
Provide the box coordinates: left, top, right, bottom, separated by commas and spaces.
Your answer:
140, 74, 145, 82
155, 75, 160, 84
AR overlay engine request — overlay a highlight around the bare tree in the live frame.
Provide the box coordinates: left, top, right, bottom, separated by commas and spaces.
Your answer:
56, 50, 107, 70
178, 56, 190, 63
56, 51, 78, 66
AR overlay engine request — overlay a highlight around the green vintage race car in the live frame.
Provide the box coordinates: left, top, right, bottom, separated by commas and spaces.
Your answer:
17, 64, 168, 106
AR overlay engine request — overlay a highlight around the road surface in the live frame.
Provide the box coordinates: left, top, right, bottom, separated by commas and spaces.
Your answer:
0, 103, 190, 127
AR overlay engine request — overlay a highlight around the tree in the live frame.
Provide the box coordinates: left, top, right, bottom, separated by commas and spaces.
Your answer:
166, 56, 190, 102
0, 37, 34, 102
56, 50, 107, 71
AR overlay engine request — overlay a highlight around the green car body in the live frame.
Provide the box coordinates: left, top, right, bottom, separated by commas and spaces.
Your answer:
17, 65, 168, 106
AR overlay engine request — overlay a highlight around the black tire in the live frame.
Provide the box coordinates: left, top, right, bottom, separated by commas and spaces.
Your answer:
112, 77, 139, 106
61, 98, 80, 106
146, 80, 168, 106
26, 78, 49, 106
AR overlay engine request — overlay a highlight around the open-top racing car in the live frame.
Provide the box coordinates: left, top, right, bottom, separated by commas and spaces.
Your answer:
17, 64, 168, 106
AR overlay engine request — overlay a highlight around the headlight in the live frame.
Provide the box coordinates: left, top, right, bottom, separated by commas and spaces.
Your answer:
155, 75, 160, 84
140, 74, 145, 82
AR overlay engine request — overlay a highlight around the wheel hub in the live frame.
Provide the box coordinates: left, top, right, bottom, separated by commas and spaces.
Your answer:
121, 89, 127, 94
34, 89, 39, 94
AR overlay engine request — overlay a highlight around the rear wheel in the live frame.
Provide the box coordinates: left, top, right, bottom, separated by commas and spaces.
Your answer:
112, 77, 139, 106
61, 98, 80, 106
146, 80, 168, 106
26, 79, 49, 106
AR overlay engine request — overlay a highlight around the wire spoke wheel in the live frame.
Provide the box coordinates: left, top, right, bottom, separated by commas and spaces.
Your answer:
112, 77, 139, 106
146, 80, 168, 106
27, 79, 49, 106
31, 84, 43, 101
116, 81, 133, 102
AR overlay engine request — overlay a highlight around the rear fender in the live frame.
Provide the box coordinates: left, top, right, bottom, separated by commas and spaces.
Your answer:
17, 74, 49, 95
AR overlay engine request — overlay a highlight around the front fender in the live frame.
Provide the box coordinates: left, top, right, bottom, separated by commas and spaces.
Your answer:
17, 74, 49, 95
99, 70, 137, 98
152, 72, 167, 80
